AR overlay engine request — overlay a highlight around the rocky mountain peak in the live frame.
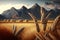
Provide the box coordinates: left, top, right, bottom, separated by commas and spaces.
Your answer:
21, 6, 27, 10
30, 3, 40, 9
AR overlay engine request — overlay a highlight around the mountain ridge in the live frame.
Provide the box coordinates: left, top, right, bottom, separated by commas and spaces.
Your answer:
0, 3, 60, 20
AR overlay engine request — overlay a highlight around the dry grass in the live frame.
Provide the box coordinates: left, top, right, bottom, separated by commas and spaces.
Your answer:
0, 20, 60, 40
0, 20, 53, 40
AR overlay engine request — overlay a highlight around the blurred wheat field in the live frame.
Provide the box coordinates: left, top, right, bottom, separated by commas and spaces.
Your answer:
0, 20, 53, 32
0, 20, 56, 40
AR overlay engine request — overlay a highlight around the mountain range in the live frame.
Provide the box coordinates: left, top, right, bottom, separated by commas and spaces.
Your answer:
0, 3, 60, 20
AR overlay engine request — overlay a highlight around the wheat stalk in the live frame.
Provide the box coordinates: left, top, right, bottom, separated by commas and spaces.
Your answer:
44, 15, 60, 40
12, 25, 25, 40
28, 13, 40, 32
15, 27, 25, 36
40, 7, 52, 31
12, 25, 17, 35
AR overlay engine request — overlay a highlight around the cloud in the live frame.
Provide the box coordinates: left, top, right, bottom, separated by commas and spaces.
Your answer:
52, 0, 60, 4
45, 0, 60, 5
0, 0, 42, 6
45, 0, 60, 9
0, 0, 52, 4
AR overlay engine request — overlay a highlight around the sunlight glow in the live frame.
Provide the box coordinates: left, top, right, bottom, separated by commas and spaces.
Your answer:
0, 4, 31, 14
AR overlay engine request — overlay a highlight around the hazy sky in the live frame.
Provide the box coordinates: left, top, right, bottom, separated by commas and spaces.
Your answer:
0, 0, 60, 14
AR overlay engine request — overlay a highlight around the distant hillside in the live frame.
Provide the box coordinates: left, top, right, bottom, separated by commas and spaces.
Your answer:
49, 9, 60, 20
0, 14, 6, 20
17, 6, 31, 20
2, 7, 19, 19
1, 3, 60, 20
28, 3, 41, 19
